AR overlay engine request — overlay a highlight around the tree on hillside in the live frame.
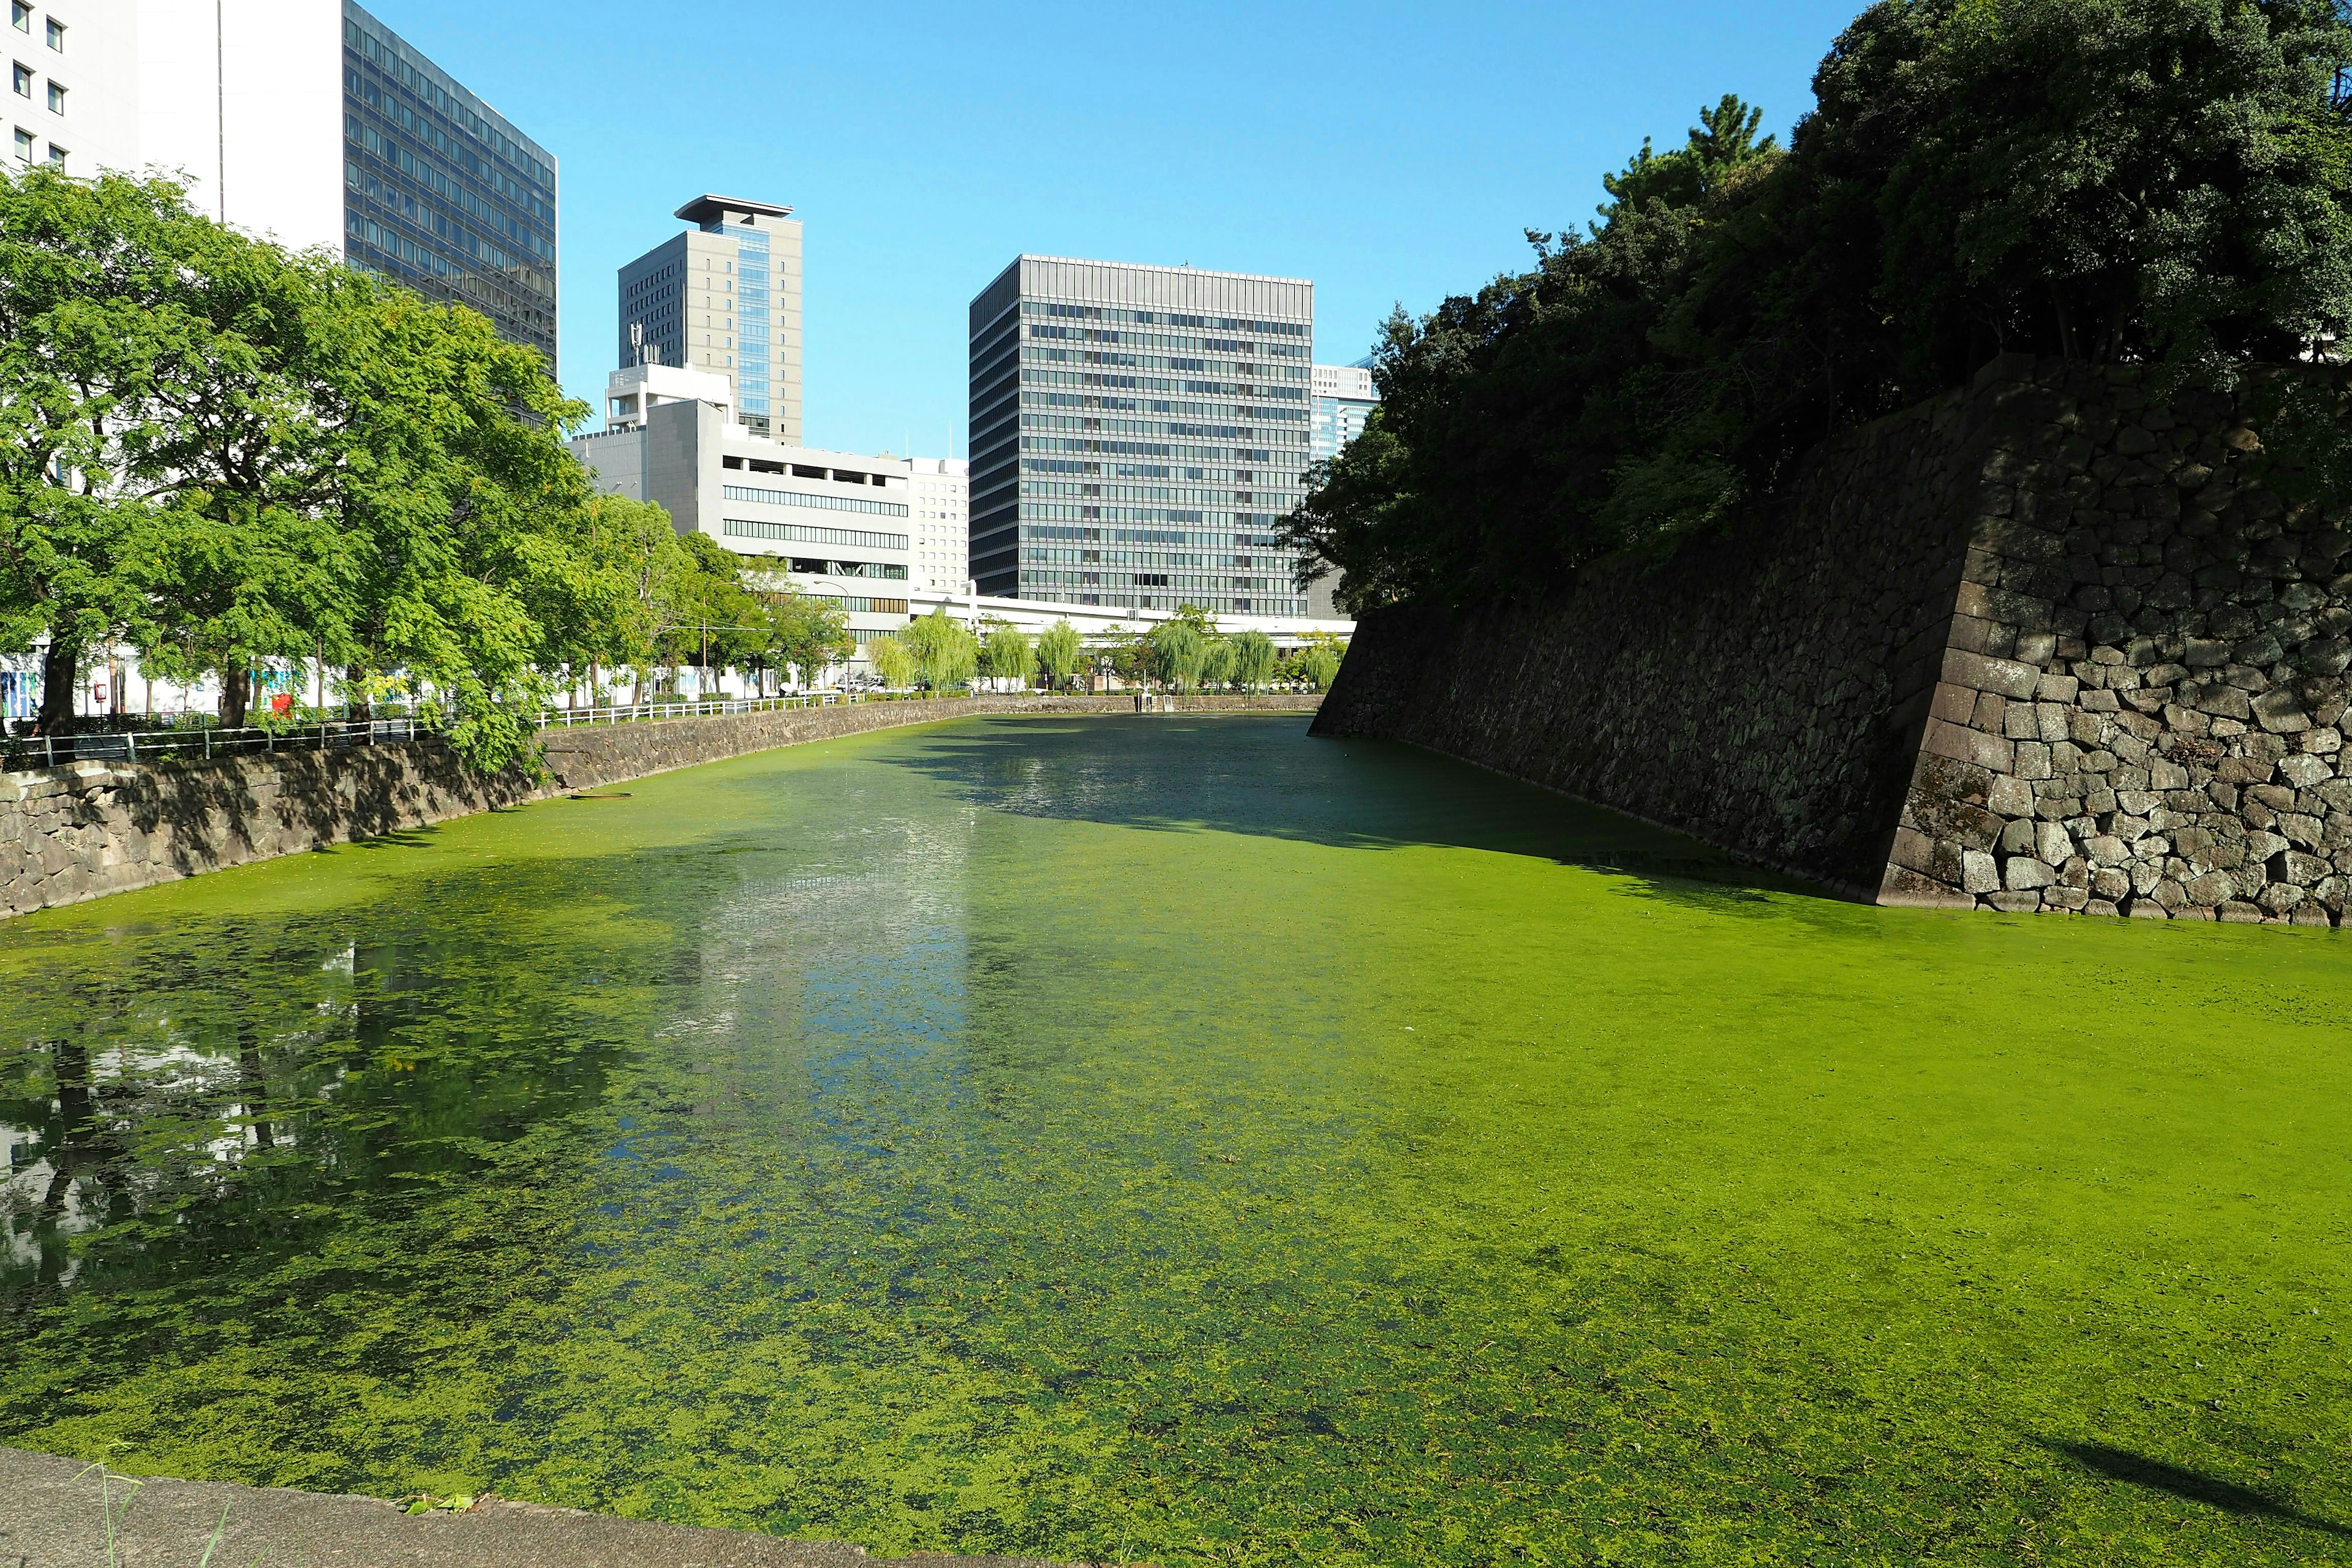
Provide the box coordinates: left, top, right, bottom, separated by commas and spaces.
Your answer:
1284, 0, 2352, 614
1035, 619, 1082, 691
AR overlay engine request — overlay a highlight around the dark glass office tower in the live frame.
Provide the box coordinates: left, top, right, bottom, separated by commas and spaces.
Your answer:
341, 1, 557, 369
968, 257, 1315, 617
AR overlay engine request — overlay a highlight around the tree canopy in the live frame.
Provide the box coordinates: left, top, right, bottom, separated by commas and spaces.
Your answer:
1284, 0, 2352, 614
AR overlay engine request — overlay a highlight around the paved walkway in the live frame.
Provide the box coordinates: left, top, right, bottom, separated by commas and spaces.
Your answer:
0, 1447, 1083, 1568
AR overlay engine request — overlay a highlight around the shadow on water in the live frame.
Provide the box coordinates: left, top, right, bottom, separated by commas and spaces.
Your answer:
2041, 1440, 2352, 1537
883, 714, 1817, 906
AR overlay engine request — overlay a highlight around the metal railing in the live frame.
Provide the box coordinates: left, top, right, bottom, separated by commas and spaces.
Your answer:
1, 718, 421, 772
535, 692, 846, 727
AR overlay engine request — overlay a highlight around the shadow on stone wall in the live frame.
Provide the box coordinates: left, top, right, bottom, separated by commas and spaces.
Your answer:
1317, 355, 2352, 927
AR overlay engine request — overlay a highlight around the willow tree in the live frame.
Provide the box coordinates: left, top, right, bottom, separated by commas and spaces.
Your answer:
1035, 619, 1082, 692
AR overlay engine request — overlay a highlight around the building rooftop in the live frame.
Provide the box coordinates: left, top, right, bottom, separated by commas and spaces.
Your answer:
675, 194, 793, 225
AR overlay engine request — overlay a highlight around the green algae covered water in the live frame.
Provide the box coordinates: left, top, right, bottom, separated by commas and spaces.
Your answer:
2, 714, 2349, 1566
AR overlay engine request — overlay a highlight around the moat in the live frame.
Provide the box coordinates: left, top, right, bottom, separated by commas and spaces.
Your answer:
2, 715, 2347, 1565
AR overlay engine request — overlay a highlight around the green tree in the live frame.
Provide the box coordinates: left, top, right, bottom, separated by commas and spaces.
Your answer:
1289, 631, 1347, 691
979, 623, 1036, 690
1228, 629, 1278, 693
867, 633, 915, 689
1199, 634, 1236, 692
900, 607, 978, 691
747, 574, 853, 690
1144, 618, 1205, 693
1284, 0, 2352, 612
1035, 619, 1082, 692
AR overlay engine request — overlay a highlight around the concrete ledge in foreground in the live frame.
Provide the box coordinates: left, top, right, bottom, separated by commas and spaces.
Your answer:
0, 1446, 1089, 1568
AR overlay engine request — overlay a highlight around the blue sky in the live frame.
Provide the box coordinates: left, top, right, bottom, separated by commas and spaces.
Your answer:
386, 0, 1864, 458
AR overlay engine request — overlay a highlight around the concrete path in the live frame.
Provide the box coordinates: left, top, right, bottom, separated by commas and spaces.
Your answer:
0, 1447, 1085, 1568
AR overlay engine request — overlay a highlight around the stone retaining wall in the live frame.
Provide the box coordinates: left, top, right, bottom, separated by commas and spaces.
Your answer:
1316, 355, 2352, 925
1, 694, 1318, 920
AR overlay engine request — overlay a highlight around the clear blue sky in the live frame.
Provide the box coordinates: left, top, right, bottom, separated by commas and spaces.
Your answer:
383, 0, 1864, 458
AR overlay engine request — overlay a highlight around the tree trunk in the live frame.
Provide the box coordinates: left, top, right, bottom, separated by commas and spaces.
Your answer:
221, 665, 251, 729
32, 639, 77, 735
346, 666, 371, 723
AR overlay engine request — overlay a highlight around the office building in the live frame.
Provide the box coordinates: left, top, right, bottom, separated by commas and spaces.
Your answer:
617, 195, 802, 443
968, 255, 1316, 617
16, 1, 557, 368
573, 364, 910, 665
907, 457, 968, 591
1310, 361, 1380, 462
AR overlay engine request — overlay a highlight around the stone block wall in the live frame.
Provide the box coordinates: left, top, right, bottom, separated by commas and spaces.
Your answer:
1, 693, 1318, 920
1316, 355, 2352, 925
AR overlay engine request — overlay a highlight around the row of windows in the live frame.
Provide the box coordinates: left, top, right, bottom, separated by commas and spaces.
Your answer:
10, 61, 59, 113
786, 557, 908, 581
809, 595, 908, 615
9, 6, 60, 50
9, 124, 59, 164
720, 518, 909, 551
345, 124, 549, 276
721, 483, 908, 519
1025, 322, 1311, 361
1025, 345, 1310, 386
1028, 301, 1308, 337
1019, 368, 1311, 423
344, 16, 553, 195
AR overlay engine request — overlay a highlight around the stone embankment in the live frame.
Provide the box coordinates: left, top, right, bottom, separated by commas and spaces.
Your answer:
1, 693, 1317, 921
1317, 354, 2352, 925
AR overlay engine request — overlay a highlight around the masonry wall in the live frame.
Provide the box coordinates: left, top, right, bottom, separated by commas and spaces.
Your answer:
1, 694, 1318, 920
1315, 355, 2352, 925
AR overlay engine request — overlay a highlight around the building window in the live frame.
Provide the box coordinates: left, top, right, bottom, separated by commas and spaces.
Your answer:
42, 139, 58, 165
43, 77, 60, 113
10, 62, 27, 96
11, 124, 28, 160
43, 15, 58, 49
7, 3, 24, 31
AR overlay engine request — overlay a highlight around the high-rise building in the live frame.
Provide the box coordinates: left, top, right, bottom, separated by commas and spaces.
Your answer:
17, 1, 558, 369
907, 457, 969, 592
1310, 361, 1379, 463
968, 255, 1315, 617
617, 195, 802, 443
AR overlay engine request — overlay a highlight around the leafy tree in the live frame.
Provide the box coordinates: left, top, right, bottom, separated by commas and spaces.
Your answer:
1228, 629, 1278, 692
1199, 635, 1236, 692
979, 623, 1036, 689
1035, 619, 1083, 691
867, 633, 915, 689
900, 608, 978, 690
1288, 631, 1347, 691
1145, 618, 1206, 693
1285, 0, 2352, 612
750, 575, 853, 689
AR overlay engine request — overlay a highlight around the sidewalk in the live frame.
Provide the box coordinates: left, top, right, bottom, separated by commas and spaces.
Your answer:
0, 1447, 1084, 1568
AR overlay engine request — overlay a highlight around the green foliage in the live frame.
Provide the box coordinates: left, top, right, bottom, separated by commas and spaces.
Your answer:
979, 622, 1036, 688
1286, 0, 2352, 612
866, 633, 916, 690
1227, 629, 1279, 692
1199, 635, 1237, 691
1281, 631, 1347, 692
1144, 619, 1206, 693
0, 165, 594, 769
901, 608, 978, 690
753, 578, 854, 688
1035, 619, 1084, 691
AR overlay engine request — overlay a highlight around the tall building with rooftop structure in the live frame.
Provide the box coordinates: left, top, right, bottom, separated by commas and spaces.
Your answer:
617, 195, 802, 443
29, 0, 558, 370
968, 255, 1316, 618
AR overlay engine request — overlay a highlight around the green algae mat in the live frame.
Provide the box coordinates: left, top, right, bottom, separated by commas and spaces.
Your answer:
1, 714, 2347, 1566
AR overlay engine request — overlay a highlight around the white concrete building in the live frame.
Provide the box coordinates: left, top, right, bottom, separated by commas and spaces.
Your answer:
907, 456, 968, 593
16, 1, 558, 366
904, 584, 1349, 649
1310, 361, 1379, 462
573, 365, 911, 671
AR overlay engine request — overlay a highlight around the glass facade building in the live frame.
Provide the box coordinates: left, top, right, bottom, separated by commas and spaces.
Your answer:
1310, 360, 1380, 464
616, 196, 802, 443
341, 1, 557, 369
968, 256, 1314, 617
